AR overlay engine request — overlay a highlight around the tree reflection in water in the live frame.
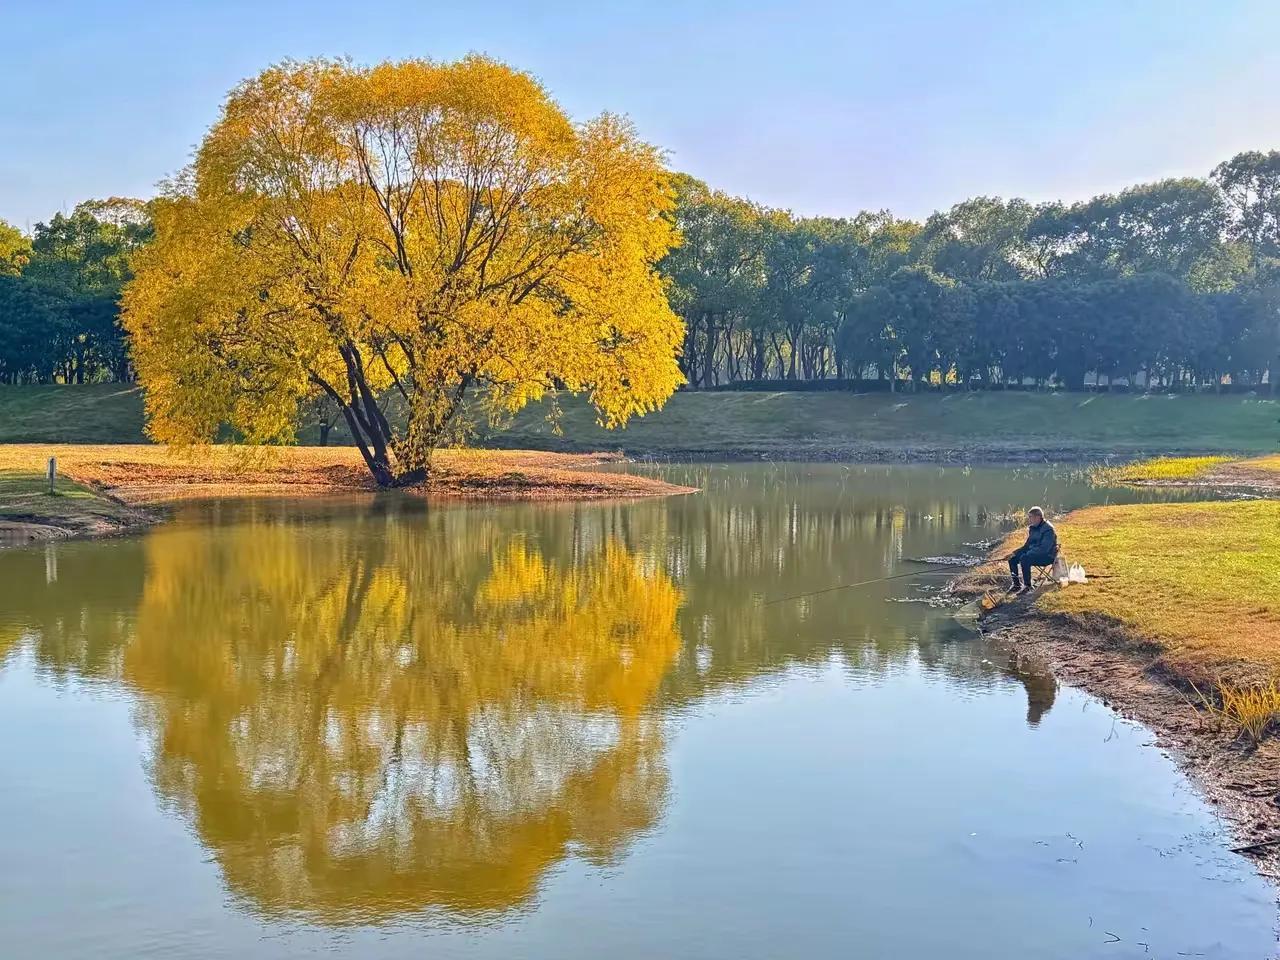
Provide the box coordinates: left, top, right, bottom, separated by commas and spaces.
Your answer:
0, 465, 1096, 925
121, 514, 681, 921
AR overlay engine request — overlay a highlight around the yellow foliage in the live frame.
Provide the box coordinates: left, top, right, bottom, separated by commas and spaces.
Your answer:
119, 518, 682, 918
123, 56, 684, 484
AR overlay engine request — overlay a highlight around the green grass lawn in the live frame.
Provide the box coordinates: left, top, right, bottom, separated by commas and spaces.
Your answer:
0, 470, 140, 529
2, 383, 1277, 458
0, 385, 147, 443
485, 390, 1280, 458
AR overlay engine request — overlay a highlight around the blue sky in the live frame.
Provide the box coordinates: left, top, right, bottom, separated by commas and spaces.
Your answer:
2, 0, 1278, 229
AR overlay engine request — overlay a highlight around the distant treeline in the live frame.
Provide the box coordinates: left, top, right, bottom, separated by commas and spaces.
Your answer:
0, 199, 150, 384
2, 150, 1278, 391
664, 150, 1280, 392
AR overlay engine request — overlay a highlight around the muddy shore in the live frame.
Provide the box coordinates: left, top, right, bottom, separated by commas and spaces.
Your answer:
1116, 459, 1280, 496
952, 585, 1280, 878
0, 505, 156, 547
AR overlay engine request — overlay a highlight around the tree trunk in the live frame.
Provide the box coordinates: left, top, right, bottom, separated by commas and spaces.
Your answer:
701, 312, 718, 388
310, 344, 418, 488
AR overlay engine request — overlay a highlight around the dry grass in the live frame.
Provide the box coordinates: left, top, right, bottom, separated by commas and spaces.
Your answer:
1034, 500, 1280, 677
1204, 679, 1280, 743
1236, 454, 1280, 474
0, 445, 694, 505
1090, 455, 1234, 485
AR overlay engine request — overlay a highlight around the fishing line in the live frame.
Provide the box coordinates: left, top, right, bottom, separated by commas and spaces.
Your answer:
761, 568, 962, 606
763, 558, 1117, 607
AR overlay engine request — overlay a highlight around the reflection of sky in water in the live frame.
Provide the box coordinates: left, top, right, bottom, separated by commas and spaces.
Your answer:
0, 465, 1273, 959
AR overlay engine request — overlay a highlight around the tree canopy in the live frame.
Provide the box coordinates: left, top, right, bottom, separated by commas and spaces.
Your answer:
4, 82, 1278, 409
662, 156, 1280, 392
0, 200, 150, 385
123, 56, 684, 485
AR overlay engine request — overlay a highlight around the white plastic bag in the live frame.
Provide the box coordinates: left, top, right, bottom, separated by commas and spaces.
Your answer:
1052, 555, 1069, 585
1068, 563, 1088, 584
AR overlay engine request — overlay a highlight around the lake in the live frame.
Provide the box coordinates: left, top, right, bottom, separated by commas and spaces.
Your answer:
0, 464, 1274, 959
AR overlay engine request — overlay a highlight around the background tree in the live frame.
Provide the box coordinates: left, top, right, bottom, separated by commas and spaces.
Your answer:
0, 202, 147, 383
912, 197, 1036, 283
1212, 150, 1280, 261
660, 176, 766, 386
124, 57, 684, 486
0, 219, 31, 276
0, 276, 68, 383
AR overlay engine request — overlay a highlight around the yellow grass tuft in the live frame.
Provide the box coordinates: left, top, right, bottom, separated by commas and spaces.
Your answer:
1196, 679, 1280, 743
1090, 455, 1233, 485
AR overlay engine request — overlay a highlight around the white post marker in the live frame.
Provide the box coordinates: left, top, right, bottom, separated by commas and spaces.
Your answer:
48, 456, 57, 494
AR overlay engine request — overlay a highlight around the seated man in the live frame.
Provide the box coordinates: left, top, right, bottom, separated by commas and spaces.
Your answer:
1008, 506, 1057, 594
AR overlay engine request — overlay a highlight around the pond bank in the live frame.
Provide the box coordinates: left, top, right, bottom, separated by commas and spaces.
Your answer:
0, 445, 696, 546
498, 441, 1271, 465
953, 497, 1280, 875
971, 601, 1280, 876
1092, 453, 1280, 495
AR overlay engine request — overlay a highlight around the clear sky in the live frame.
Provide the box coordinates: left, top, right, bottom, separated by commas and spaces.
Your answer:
3, 0, 1278, 229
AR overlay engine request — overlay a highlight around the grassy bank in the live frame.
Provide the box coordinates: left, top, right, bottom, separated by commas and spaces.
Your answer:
966, 499, 1280, 864
0, 470, 150, 543
2, 384, 1278, 459
1034, 500, 1280, 681
1091, 453, 1280, 492
0, 445, 693, 512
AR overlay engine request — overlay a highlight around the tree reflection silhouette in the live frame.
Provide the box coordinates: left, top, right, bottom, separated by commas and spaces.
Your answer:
122, 516, 681, 921
0, 466, 1087, 924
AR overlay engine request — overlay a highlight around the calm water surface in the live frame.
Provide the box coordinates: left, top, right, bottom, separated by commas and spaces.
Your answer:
1, 464, 1275, 959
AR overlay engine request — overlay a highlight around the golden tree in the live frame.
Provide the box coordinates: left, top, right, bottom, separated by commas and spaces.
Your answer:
123, 57, 684, 486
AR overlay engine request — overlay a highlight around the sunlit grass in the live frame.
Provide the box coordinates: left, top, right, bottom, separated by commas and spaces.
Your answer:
1090, 455, 1233, 485
1206, 679, 1280, 743
0, 469, 138, 525
1038, 500, 1280, 675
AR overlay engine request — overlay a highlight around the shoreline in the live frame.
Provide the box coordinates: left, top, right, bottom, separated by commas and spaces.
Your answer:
0, 446, 698, 548
0, 506, 157, 547
949, 485, 1280, 878
485, 441, 1270, 466
950, 580, 1280, 879
1117, 461, 1280, 497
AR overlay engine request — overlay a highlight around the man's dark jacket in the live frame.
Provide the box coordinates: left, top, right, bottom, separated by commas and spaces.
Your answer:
1019, 520, 1057, 558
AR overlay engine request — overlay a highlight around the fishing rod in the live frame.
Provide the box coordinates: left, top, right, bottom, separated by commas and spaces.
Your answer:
761, 567, 964, 606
